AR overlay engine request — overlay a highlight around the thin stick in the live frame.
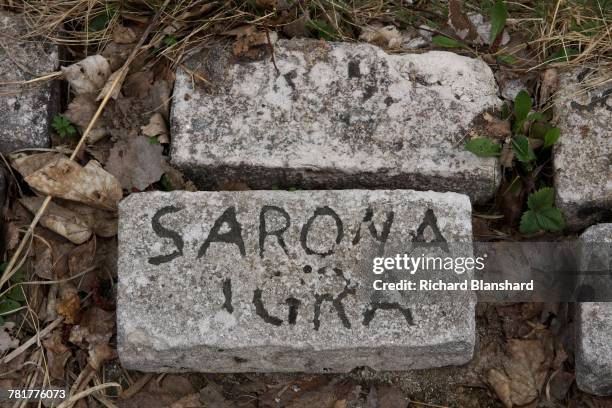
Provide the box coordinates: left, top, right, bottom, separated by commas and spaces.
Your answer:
0, 0, 172, 289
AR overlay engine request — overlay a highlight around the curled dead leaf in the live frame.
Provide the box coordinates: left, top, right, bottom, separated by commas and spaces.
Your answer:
359, 24, 403, 48
448, 0, 480, 42
97, 69, 127, 101
20, 197, 92, 244
57, 283, 80, 324
61, 55, 111, 94
483, 112, 511, 140
10, 152, 63, 178
24, 156, 123, 210
141, 113, 169, 143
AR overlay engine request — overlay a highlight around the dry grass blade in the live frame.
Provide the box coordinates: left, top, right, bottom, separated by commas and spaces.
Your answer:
56, 383, 122, 408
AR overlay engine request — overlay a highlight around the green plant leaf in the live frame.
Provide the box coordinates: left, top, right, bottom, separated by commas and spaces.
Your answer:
527, 187, 555, 211
148, 136, 159, 145
0, 299, 21, 315
511, 136, 536, 163
432, 35, 466, 48
489, 0, 508, 43
465, 138, 501, 157
547, 47, 579, 62
543, 127, 561, 148
519, 210, 540, 234
306, 19, 336, 40
7, 285, 25, 302
527, 112, 543, 122
514, 90, 532, 123
535, 207, 565, 232
497, 54, 517, 64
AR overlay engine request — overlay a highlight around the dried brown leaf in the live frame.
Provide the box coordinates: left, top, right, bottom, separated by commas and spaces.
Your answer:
448, 0, 480, 42
63, 93, 107, 143
62, 202, 117, 237
68, 239, 96, 278
105, 136, 165, 191
88, 342, 117, 370
61, 55, 111, 94
141, 113, 169, 143
57, 283, 80, 324
24, 156, 123, 210
97, 69, 127, 101
69, 307, 115, 348
0, 322, 19, 353
112, 26, 138, 44
359, 24, 403, 47
487, 338, 552, 407
10, 152, 63, 178
20, 197, 92, 244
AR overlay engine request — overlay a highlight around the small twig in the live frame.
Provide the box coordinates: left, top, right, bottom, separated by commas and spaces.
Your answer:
265, 28, 280, 75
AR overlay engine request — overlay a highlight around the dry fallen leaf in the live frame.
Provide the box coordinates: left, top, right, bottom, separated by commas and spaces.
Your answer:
448, 0, 480, 42
61, 55, 111, 94
487, 337, 552, 407
43, 329, 71, 380
483, 112, 511, 140
63, 93, 108, 143
69, 306, 115, 348
538, 68, 558, 107
21, 197, 92, 244
57, 282, 81, 324
0, 322, 19, 354
359, 24, 403, 48
232, 29, 278, 57
97, 69, 128, 101
88, 342, 117, 370
141, 113, 169, 143
10, 152, 63, 178
24, 156, 123, 210
169, 393, 200, 408
62, 201, 118, 237
112, 25, 138, 44
105, 136, 165, 191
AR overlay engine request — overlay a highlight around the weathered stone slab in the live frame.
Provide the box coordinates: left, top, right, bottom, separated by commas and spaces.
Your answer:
0, 11, 59, 153
576, 223, 612, 396
553, 70, 611, 229
170, 40, 501, 203
118, 190, 476, 372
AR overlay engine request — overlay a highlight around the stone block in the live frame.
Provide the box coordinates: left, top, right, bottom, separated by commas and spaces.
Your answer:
170, 40, 501, 203
576, 224, 612, 396
118, 190, 476, 372
0, 11, 59, 154
553, 70, 611, 229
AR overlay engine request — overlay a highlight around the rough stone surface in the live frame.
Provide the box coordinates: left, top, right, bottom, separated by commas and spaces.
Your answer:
0, 11, 59, 153
553, 70, 611, 230
576, 223, 612, 396
118, 190, 476, 373
170, 40, 501, 203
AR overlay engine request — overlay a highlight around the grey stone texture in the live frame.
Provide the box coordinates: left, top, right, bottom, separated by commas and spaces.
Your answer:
553, 70, 611, 230
0, 11, 59, 154
170, 40, 502, 203
576, 223, 612, 396
118, 190, 476, 373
